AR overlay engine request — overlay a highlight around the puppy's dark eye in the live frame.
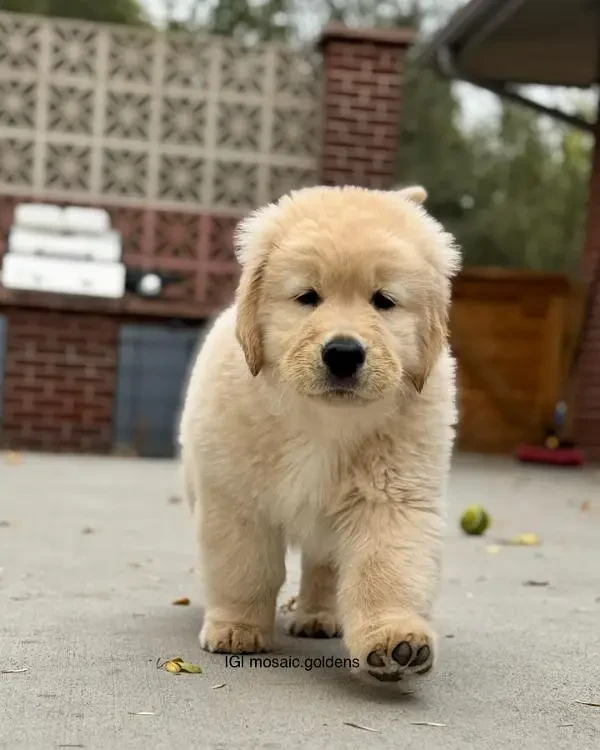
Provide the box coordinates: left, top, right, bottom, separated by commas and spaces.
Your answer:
295, 289, 321, 307
371, 291, 396, 310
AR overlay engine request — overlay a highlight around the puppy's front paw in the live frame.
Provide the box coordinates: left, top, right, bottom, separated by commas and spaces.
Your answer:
349, 614, 436, 683
200, 620, 271, 654
286, 610, 342, 639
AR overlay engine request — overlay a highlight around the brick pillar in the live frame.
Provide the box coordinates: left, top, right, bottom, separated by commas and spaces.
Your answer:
319, 23, 415, 189
573, 116, 600, 461
1, 308, 119, 453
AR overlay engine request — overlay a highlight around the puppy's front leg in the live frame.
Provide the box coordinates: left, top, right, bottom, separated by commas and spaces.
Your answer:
198, 500, 285, 654
335, 494, 443, 682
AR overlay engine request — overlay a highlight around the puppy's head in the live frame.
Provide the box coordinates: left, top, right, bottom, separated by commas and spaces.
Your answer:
234, 185, 460, 404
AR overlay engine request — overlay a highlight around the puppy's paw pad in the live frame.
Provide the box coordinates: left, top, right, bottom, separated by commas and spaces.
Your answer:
356, 617, 435, 683
286, 611, 342, 639
199, 621, 270, 654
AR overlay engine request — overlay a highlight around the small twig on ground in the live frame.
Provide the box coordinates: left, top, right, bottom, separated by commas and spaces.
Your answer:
343, 721, 380, 733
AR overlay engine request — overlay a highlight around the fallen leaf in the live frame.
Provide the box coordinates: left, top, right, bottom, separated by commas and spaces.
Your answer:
485, 544, 501, 555
574, 699, 600, 707
172, 596, 190, 606
279, 596, 297, 613
580, 500, 591, 512
168, 495, 181, 505
3, 451, 21, 466
212, 683, 227, 690
411, 722, 447, 727
343, 721, 380, 733
81, 527, 95, 535
0, 521, 11, 528
177, 661, 202, 674
445, 634, 455, 639
165, 661, 182, 673
506, 533, 540, 546
128, 711, 155, 716
523, 580, 549, 587
159, 657, 202, 674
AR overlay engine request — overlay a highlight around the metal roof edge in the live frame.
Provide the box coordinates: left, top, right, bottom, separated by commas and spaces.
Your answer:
411, 0, 504, 68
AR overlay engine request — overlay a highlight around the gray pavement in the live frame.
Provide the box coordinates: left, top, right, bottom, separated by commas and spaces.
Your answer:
1, 453, 599, 749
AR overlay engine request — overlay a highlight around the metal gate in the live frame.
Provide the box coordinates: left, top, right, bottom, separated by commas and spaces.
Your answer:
113, 323, 202, 458
0, 315, 5, 428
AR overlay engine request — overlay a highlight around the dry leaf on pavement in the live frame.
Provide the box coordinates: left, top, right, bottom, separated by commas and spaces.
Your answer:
504, 533, 540, 546
172, 597, 190, 606
279, 596, 297, 613
158, 657, 202, 674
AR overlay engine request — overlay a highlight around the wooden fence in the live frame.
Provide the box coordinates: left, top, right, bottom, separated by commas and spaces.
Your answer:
451, 268, 584, 453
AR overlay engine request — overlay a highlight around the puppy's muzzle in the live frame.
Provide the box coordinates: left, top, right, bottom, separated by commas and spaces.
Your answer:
321, 336, 366, 381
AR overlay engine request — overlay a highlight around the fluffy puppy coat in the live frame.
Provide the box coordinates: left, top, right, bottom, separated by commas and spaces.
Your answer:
179, 185, 459, 683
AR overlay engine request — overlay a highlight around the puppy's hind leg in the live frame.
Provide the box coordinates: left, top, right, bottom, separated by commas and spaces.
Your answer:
286, 554, 341, 639
198, 491, 285, 654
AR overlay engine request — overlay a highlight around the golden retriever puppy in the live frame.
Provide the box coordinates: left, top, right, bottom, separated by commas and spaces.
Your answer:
179, 184, 459, 683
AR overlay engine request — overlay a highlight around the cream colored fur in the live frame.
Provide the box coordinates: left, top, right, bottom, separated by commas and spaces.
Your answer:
179, 185, 459, 683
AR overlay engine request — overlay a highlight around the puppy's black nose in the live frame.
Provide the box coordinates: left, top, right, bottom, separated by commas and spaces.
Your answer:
322, 337, 366, 379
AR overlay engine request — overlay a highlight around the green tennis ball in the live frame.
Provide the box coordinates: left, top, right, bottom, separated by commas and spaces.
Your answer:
460, 505, 490, 535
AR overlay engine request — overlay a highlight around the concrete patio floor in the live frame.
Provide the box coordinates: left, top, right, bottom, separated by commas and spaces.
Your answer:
1, 453, 599, 749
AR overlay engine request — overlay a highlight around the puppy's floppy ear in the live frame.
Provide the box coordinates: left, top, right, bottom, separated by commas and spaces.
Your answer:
396, 185, 428, 205
235, 253, 267, 376
233, 203, 279, 377
407, 218, 460, 393
408, 301, 448, 394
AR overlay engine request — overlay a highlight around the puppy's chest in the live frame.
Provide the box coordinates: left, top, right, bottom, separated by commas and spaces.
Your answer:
268, 439, 343, 533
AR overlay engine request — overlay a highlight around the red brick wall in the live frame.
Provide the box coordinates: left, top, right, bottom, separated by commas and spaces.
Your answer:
320, 24, 414, 188
573, 122, 600, 461
1, 308, 118, 452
